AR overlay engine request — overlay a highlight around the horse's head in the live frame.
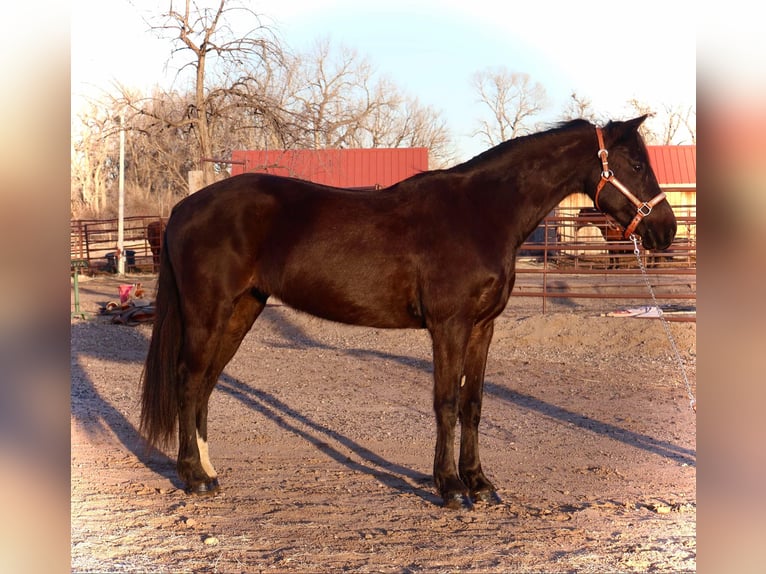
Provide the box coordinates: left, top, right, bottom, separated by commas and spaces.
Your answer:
588, 116, 676, 250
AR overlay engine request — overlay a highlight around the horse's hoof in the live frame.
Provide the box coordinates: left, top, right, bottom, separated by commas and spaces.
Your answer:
185, 478, 220, 496
443, 493, 474, 511
474, 490, 502, 505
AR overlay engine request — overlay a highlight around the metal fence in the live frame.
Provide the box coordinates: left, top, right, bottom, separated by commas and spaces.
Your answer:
512, 207, 696, 319
70, 216, 166, 273
71, 207, 696, 319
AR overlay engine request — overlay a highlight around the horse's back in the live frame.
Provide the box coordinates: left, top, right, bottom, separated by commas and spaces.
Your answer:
165, 173, 427, 328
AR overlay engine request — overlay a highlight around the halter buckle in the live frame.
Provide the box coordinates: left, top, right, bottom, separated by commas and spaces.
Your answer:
637, 202, 653, 217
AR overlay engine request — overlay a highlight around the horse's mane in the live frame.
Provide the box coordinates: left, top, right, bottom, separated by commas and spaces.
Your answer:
387, 119, 596, 189
449, 118, 594, 174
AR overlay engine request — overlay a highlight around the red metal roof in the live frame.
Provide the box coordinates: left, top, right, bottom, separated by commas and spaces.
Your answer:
231, 148, 429, 188
647, 145, 696, 186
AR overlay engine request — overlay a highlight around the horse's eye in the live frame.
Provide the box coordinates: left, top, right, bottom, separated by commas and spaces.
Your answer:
633, 163, 643, 172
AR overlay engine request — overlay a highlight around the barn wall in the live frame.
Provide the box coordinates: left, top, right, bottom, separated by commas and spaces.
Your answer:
230, 148, 429, 188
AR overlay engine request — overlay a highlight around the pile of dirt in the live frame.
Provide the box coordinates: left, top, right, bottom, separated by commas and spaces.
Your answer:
498, 311, 696, 361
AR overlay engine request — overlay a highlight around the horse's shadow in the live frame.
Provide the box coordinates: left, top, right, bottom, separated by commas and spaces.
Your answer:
484, 382, 696, 467
257, 307, 695, 466
217, 373, 439, 505
70, 313, 438, 503
71, 345, 182, 489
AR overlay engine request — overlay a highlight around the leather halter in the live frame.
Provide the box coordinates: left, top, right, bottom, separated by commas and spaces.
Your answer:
594, 127, 667, 239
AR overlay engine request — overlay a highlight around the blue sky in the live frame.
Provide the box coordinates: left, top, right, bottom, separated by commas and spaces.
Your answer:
72, 0, 696, 161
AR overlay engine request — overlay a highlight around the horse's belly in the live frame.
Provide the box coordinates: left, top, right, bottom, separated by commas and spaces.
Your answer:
275, 276, 423, 329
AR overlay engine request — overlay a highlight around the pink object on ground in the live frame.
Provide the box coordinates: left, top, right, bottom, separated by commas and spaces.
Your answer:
119, 284, 134, 303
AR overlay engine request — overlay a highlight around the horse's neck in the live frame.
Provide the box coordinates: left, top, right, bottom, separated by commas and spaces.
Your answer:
464, 135, 592, 246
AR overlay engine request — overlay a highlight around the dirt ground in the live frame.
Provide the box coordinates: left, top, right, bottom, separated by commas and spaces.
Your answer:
71, 274, 696, 573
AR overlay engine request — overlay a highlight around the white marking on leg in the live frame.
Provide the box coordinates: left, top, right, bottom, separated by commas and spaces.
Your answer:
460, 375, 466, 388
196, 430, 217, 478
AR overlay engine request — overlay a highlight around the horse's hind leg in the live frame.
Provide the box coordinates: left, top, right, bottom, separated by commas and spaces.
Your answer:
177, 291, 266, 494
176, 326, 220, 494
458, 320, 501, 504
194, 291, 267, 493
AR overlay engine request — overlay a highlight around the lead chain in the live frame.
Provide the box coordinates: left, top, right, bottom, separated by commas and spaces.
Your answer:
630, 235, 697, 413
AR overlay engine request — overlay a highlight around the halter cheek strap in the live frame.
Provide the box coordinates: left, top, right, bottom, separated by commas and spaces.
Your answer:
594, 127, 666, 239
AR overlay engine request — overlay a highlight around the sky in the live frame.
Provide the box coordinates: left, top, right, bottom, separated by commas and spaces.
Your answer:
71, 0, 696, 161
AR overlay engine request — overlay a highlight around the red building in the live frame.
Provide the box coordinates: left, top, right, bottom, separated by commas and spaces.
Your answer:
646, 145, 696, 188
230, 148, 429, 189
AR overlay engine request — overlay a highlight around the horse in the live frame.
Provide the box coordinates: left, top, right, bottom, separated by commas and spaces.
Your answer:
576, 207, 681, 269
146, 219, 166, 271
575, 207, 630, 268
141, 116, 676, 510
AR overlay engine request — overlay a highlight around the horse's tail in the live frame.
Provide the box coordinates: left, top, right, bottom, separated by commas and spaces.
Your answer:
140, 232, 182, 451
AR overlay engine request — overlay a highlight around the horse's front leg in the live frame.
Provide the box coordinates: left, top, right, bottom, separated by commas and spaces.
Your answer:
459, 320, 501, 504
430, 320, 473, 509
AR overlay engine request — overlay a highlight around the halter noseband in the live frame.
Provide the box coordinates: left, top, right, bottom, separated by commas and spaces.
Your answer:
594, 127, 666, 239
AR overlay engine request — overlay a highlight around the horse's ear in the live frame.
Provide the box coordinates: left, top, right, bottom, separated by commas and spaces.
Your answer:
625, 115, 648, 130
606, 115, 647, 144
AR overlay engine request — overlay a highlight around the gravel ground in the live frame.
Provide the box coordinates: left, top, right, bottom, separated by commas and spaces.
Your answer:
71, 274, 695, 572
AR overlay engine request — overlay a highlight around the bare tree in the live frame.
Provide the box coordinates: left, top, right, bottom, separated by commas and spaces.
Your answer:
290, 38, 392, 148
71, 101, 116, 216
627, 98, 696, 145
682, 106, 696, 145
471, 67, 548, 145
127, 0, 284, 187
365, 93, 456, 168
560, 92, 602, 123
125, 90, 199, 212
223, 54, 300, 151
660, 103, 696, 145
72, 89, 195, 218
73, 4, 458, 218
288, 37, 454, 164
405, 103, 456, 169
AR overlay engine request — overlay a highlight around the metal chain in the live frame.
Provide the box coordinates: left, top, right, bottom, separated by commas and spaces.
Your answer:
630, 235, 697, 413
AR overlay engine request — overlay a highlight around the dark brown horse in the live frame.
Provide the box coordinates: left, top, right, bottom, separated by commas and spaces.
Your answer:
575, 207, 630, 268
146, 219, 166, 271
576, 207, 681, 269
141, 116, 676, 509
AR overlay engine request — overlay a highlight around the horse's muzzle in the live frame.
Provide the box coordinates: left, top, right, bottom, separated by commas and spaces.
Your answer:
641, 219, 677, 251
